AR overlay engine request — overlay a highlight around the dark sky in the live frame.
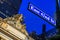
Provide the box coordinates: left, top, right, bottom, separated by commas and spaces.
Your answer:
18, 0, 56, 35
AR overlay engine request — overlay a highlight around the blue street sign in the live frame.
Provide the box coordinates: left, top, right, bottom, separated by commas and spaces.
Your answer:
28, 3, 56, 26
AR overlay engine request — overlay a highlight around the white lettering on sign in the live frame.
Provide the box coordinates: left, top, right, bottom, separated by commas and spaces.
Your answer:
28, 3, 56, 26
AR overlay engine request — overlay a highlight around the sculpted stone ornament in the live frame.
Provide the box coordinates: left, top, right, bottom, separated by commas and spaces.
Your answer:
4, 14, 28, 36
0, 14, 34, 40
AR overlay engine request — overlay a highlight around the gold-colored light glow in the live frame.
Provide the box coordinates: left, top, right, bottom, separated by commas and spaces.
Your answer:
0, 14, 34, 40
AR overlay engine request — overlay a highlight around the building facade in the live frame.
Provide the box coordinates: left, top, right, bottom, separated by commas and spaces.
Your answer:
56, 0, 60, 29
0, 0, 22, 18
0, 14, 34, 40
